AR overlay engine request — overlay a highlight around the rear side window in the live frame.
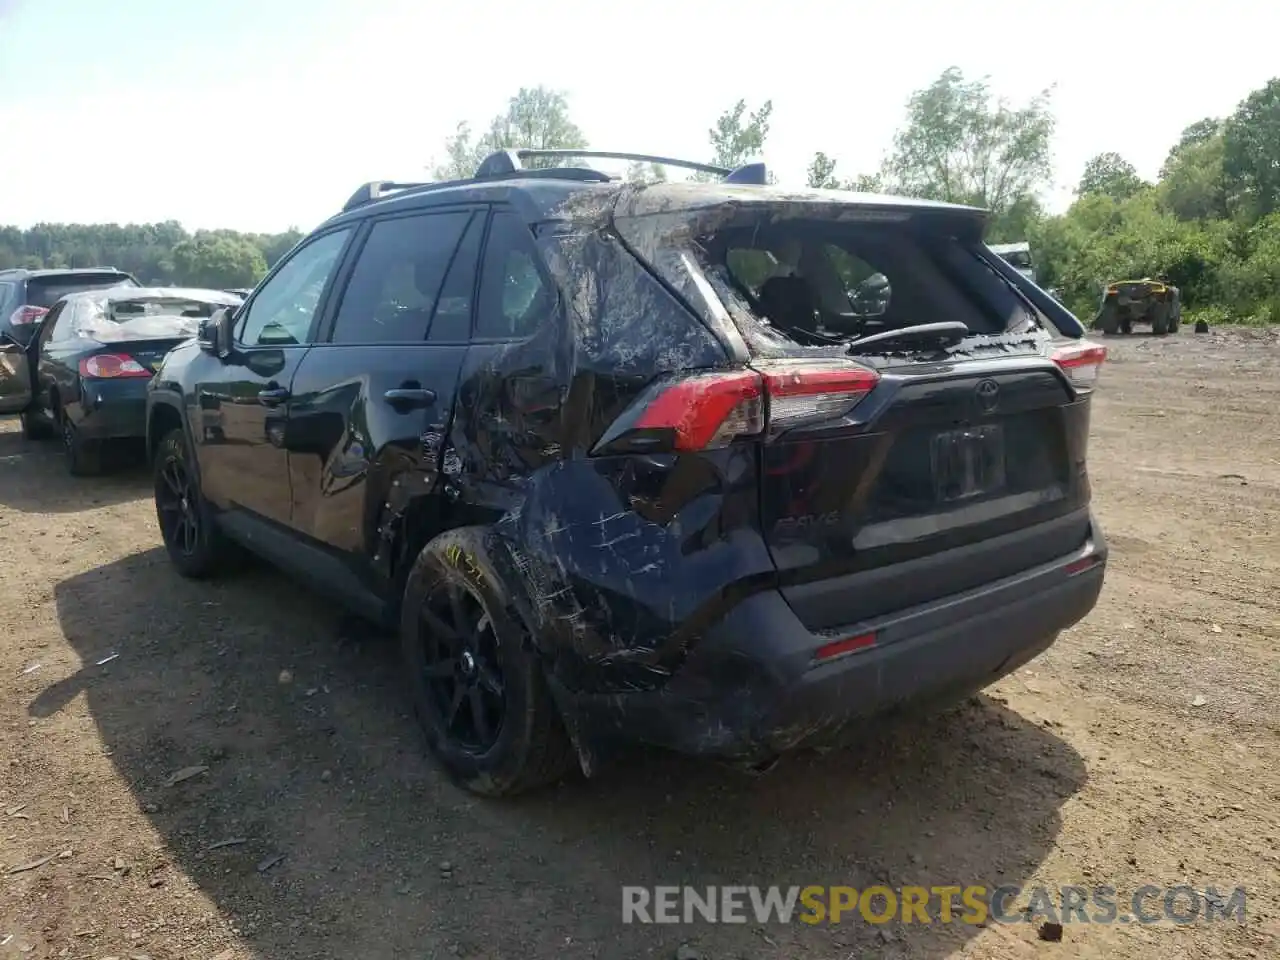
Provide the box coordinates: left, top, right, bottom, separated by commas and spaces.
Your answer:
475, 210, 556, 340
330, 211, 472, 345
27, 274, 136, 307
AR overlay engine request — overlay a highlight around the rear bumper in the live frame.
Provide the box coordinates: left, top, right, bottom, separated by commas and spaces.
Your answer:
569, 518, 1106, 763
73, 378, 150, 440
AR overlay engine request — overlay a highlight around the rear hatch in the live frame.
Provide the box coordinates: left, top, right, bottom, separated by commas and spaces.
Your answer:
612, 186, 1104, 630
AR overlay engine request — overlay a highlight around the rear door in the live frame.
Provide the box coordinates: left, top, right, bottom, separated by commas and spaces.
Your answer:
29, 299, 74, 420
286, 206, 480, 586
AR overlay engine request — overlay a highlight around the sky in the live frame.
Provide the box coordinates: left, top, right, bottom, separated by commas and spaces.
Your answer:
0, 0, 1274, 235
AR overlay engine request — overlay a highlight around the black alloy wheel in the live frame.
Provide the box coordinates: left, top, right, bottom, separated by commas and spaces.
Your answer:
156, 451, 201, 558
417, 578, 507, 753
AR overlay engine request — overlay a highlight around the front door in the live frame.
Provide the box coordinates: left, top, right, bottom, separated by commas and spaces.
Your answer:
195, 227, 354, 527
286, 208, 481, 591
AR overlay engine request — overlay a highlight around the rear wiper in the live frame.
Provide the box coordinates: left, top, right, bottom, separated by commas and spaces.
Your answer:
846, 321, 970, 354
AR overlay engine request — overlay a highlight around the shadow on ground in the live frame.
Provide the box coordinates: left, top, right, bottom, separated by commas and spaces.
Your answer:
0, 421, 150, 512
36, 549, 1088, 959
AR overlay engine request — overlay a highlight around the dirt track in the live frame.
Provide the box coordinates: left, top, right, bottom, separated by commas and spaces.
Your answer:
2, 328, 1279, 960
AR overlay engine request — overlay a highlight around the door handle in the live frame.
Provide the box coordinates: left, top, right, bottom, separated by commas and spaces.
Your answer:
383, 387, 437, 410
258, 386, 290, 406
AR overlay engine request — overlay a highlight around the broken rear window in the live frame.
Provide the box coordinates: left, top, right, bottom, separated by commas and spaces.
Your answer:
614, 196, 1043, 355
67, 295, 226, 341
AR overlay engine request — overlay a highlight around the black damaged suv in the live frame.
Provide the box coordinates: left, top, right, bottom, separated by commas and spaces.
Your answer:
147, 149, 1108, 796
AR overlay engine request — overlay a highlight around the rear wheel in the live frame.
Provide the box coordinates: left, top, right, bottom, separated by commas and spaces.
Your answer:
154, 427, 236, 578
400, 528, 575, 797
61, 415, 103, 476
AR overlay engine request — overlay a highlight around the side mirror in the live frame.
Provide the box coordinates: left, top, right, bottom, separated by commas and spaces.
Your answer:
197, 308, 235, 360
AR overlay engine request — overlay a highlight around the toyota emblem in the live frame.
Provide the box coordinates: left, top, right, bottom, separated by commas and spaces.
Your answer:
975, 379, 1000, 412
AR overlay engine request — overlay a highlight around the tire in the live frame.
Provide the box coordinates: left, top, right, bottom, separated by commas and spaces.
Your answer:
400, 527, 575, 797
20, 410, 53, 441
153, 427, 237, 578
61, 414, 103, 476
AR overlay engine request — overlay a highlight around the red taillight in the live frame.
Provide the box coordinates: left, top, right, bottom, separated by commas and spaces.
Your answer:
813, 631, 877, 663
79, 354, 152, 379
1051, 340, 1106, 393
605, 360, 881, 455
9, 305, 48, 327
632, 370, 765, 451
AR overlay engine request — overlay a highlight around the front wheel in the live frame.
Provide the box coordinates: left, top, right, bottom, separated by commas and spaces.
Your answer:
153, 427, 237, 578
400, 528, 575, 796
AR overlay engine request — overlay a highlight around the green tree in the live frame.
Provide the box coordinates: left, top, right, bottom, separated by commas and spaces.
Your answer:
880, 67, 1055, 234
1223, 77, 1280, 219
806, 151, 881, 192
1159, 133, 1229, 222
806, 151, 840, 189
431, 86, 588, 180
171, 234, 268, 289
623, 161, 668, 184
1160, 117, 1222, 178
691, 99, 773, 181
1077, 152, 1147, 201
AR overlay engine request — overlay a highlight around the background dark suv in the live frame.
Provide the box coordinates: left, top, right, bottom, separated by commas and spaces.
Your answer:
146, 150, 1108, 796
0, 267, 139, 346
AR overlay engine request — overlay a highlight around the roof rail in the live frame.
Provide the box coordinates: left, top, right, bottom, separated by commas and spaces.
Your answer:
342, 180, 432, 213
474, 149, 769, 185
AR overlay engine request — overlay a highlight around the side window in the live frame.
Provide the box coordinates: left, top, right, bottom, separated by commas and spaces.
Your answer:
330, 211, 471, 345
428, 214, 483, 342
237, 228, 351, 347
475, 210, 556, 340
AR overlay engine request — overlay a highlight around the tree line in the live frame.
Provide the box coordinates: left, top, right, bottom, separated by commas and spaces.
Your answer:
5, 69, 1278, 325
0, 223, 304, 289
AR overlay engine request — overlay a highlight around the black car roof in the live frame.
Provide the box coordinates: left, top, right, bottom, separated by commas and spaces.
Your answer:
320, 149, 988, 233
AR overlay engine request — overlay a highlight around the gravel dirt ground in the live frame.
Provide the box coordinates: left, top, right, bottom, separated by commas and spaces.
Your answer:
2, 328, 1278, 960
